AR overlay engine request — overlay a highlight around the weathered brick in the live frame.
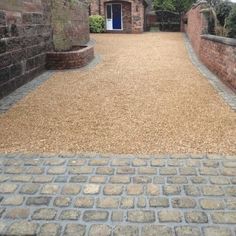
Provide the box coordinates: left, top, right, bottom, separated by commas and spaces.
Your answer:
26, 197, 51, 206
138, 167, 156, 175
137, 197, 146, 208
114, 225, 139, 236
175, 226, 201, 236
222, 168, 236, 176
151, 159, 165, 167
89, 159, 109, 166
200, 167, 218, 175
5, 208, 29, 219
83, 184, 100, 194
89, 224, 111, 236
184, 185, 200, 196
39, 223, 61, 236
121, 197, 134, 208
54, 197, 71, 207
209, 176, 230, 185
211, 212, 236, 224
191, 176, 207, 184
200, 199, 225, 210
159, 210, 182, 222
60, 210, 80, 220
149, 197, 169, 207
202, 186, 224, 196
111, 159, 130, 166
69, 166, 93, 174
0, 183, 18, 193
127, 184, 143, 195
185, 211, 208, 223
32, 208, 57, 220
64, 224, 86, 236
47, 166, 66, 174
146, 183, 160, 195
163, 185, 181, 195
97, 197, 119, 208
90, 176, 107, 183
203, 227, 232, 236
2, 195, 24, 206
132, 159, 147, 166
83, 210, 109, 221
20, 183, 39, 194
160, 167, 177, 175
167, 176, 188, 184
6, 222, 38, 236
172, 197, 196, 208
11, 175, 32, 182
127, 210, 155, 223
75, 197, 94, 208
111, 211, 124, 222
70, 175, 88, 183
96, 167, 114, 175
104, 185, 123, 195
62, 184, 81, 195
117, 167, 135, 174
133, 176, 152, 183
142, 225, 172, 236
110, 175, 131, 184
41, 184, 60, 194
33, 175, 53, 183
179, 167, 197, 175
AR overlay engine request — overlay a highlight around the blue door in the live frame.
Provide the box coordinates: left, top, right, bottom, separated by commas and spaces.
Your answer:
112, 4, 122, 30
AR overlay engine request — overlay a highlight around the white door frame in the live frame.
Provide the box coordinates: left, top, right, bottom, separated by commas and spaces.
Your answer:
106, 3, 123, 31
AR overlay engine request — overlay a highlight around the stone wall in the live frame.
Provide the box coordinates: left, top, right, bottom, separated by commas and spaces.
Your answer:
0, 0, 91, 99
51, 0, 90, 51
0, 0, 52, 99
183, 1, 236, 90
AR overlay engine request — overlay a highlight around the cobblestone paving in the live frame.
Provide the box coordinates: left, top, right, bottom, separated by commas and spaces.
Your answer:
0, 153, 235, 236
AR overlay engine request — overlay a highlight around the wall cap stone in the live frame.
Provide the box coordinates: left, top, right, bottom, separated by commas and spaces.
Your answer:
201, 34, 236, 47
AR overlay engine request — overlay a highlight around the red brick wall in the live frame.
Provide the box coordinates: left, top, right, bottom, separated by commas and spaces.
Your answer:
200, 36, 236, 89
183, 2, 236, 90
184, 2, 208, 54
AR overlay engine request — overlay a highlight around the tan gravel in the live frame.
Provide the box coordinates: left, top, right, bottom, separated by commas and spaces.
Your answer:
0, 33, 236, 155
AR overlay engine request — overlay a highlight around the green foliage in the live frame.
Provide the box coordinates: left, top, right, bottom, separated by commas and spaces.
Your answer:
89, 15, 105, 33
153, 0, 175, 11
226, 4, 236, 38
216, 1, 233, 26
153, 0, 195, 12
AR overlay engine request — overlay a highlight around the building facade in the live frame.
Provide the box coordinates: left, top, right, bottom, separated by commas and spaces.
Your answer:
90, 0, 148, 33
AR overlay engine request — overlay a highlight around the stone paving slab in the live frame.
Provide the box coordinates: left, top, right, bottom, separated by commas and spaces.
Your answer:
0, 153, 235, 236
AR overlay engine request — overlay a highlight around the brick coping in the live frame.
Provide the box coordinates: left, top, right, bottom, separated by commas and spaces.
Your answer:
201, 34, 236, 47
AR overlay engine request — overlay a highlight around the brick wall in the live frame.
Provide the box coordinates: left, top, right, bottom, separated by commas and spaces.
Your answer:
0, 0, 90, 99
183, 1, 236, 90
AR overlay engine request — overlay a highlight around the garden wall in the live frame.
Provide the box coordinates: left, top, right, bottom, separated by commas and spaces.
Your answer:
0, 0, 91, 99
183, 1, 236, 90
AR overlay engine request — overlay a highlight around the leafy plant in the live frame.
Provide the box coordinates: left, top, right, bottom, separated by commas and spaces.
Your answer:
89, 15, 105, 33
216, 1, 233, 26
226, 4, 236, 38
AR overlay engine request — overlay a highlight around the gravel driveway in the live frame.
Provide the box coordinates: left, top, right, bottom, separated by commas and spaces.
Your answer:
0, 33, 235, 155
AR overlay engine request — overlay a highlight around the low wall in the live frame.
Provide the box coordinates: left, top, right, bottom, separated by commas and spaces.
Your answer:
183, 1, 236, 90
46, 46, 94, 70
